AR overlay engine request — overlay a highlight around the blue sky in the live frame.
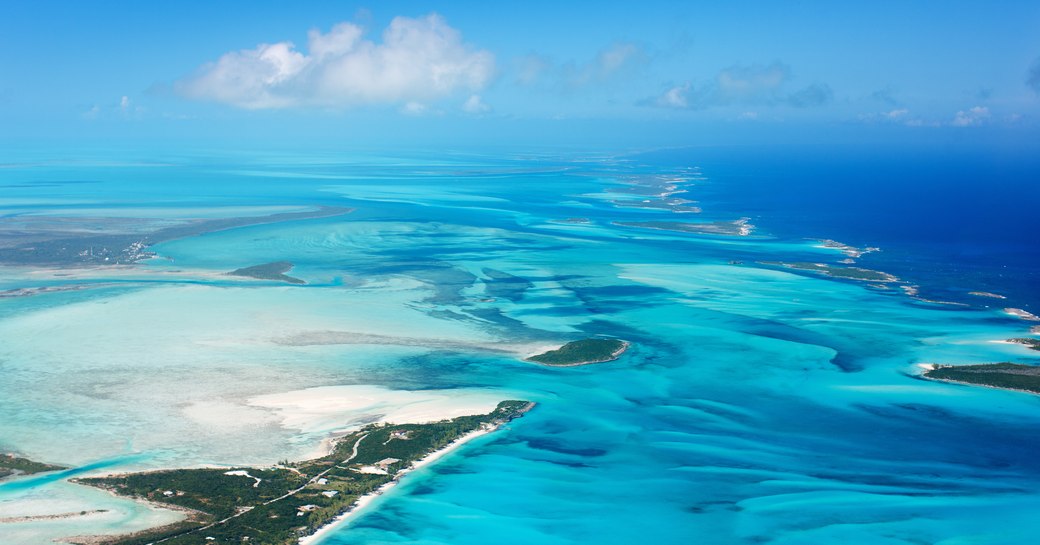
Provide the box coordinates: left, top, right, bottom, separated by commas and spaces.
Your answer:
2, 1, 1039, 148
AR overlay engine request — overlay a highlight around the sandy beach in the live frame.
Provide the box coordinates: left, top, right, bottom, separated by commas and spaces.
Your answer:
298, 424, 502, 545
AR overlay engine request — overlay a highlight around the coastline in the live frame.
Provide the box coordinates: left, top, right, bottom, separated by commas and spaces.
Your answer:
297, 416, 519, 545
526, 341, 631, 367
915, 363, 1040, 396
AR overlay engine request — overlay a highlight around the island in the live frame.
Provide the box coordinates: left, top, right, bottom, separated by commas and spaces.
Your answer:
70, 401, 533, 545
816, 239, 879, 259
0, 453, 66, 481
1008, 338, 1040, 351
1005, 308, 1040, 321
526, 339, 629, 366
969, 291, 1006, 299
228, 261, 306, 284
759, 261, 898, 282
921, 363, 1040, 394
614, 218, 753, 237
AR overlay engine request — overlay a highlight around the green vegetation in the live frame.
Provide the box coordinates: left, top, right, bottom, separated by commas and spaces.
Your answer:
759, 261, 898, 282
0, 207, 351, 267
527, 339, 628, 366
924, 363, 1040, 394
1008, 338, 1040, 351
72, 401, 532, 545
228, 261, 306, 284
0, 453, 66, 480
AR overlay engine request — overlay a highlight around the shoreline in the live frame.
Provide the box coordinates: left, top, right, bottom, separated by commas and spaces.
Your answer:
527, 341, 630, 367
297, 418, 517, 545
915, 363, 1040, 396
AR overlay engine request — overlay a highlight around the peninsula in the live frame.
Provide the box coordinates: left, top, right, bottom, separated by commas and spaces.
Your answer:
0, 453, 66, 481
921, 363, 1040, 394
526, 339, 629, 366
71, 401, 533, 545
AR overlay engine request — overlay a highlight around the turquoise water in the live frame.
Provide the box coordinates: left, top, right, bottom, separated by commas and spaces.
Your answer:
1, 148, 1038, 544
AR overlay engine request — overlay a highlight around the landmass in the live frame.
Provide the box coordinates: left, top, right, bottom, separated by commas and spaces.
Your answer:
1004, 308, 1040, 321
0, 207, 352, 268
526, 339, 629, 366
70, 401, 532, 545
1008, 338, 1040, 351
759, 261, 898, 282
920, 363, 1040, 394
615, 218, 753, 237
0, 453, 66, 481
969, 291, 1006, 299
816, 239, 879, 259
611, 198, 702, 213
228, 262, 306, 285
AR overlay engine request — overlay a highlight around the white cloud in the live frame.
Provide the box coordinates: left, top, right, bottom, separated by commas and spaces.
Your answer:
883, 108, 908, 119
655, 84, 690, 109
175, 14, 494, 110
462, 94, 491, 114
951, 106, 990, 127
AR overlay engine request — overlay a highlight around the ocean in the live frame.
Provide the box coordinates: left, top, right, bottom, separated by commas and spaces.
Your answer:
0, 145, 1038, 545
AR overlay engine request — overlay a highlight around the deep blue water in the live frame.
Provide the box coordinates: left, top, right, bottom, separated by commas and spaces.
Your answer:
640, 145, 1040, 309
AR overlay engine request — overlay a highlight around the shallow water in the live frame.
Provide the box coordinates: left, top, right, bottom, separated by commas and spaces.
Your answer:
0, 147, 1037, 544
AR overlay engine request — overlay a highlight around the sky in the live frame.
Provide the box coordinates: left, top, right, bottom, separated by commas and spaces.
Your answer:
2, 1, 1040, 149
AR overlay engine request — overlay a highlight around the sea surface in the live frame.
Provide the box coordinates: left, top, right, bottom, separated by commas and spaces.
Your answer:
0, 145, 1038, 545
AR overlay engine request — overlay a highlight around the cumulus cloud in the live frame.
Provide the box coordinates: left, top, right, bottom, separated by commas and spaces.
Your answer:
654, 84, 690, 109
462, 94, 491, 114
175, 14, 494, 109
951, 106, 990, 127
1028, 56, 1040, 94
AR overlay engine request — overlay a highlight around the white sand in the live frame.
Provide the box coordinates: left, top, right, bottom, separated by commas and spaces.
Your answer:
298, 425, 497, 545
249, 385, 508, 439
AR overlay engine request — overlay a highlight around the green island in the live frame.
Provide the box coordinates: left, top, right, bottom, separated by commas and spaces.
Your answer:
228, 262, 306, 284
923, 363, 1040, 394
759, 261, 898, 282
70, 401, 533, 545
1008, 338, 1040, 351
0, 453, 66, 481
526, 339, 629, 366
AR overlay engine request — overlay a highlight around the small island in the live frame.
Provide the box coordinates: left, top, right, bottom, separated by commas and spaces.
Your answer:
1005, 308, 1040, 321
71, 401, 533, 545
969, 291, 1006, 299
614, 219, 753, 237
0, 453, 66, 481
759, 261, 898, 282
228, 261, 306, 284
921, 363, 1040, 394
526, 339, 629, 366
